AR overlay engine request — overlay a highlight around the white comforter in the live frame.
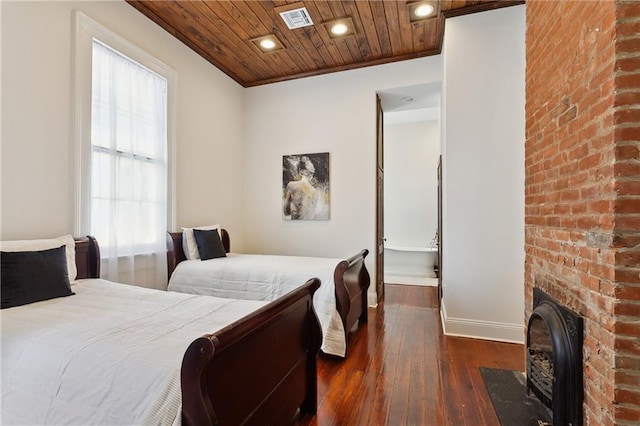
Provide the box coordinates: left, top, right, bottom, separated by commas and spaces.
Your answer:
1, 279, 267, 426
168, 253, 347, 357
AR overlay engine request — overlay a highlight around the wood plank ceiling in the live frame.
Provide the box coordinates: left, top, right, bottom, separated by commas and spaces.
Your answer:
126, 1, 523, 87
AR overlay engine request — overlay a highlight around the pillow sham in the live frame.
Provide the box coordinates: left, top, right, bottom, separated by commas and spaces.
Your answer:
0, 234, 76, 281
1, 245, 75, 309
181, 224, 220, 260
193, 228, 227, 261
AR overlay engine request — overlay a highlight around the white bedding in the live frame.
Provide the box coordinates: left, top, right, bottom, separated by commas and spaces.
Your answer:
1, 278, 267, 426
168, 253, 347, 357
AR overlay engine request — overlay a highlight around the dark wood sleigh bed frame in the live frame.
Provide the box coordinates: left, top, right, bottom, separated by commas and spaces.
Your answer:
166, 230, 371, 357
74, 236, 322, 425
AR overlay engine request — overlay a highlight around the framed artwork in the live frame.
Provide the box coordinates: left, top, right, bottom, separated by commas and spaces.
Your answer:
282, 152, 330, 220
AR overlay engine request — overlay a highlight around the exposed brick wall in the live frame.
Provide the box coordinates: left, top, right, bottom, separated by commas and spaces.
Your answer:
525, 1, 640, 424
612, 2, 640, 423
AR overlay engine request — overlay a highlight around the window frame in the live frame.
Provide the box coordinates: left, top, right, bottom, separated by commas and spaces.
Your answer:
72, 11, 176, 238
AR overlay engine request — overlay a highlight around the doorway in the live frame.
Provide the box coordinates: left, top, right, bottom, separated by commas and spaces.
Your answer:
376, 83, 442, 296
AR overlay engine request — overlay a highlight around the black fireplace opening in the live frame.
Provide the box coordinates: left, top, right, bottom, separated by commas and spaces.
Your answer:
527, 288, 584, 426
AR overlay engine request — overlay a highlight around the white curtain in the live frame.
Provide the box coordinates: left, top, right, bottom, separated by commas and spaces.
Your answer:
90, 40, 168, 289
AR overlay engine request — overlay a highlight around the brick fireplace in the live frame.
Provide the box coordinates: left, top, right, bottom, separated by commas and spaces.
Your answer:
525, 1, 640, 424
527, 288, 584, 425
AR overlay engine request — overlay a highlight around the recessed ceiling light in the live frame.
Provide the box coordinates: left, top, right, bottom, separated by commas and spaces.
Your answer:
402, 96, 414, 103
323, 17, 356, 39
414, 4, 434, 17
260, 39, 276, 50
250, 35, 285, 53
331, 23, 349, 36
407, 1, 438, 22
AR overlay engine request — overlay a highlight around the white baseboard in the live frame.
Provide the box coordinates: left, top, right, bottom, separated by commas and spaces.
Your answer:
367, 290, 378, 308
440, 304, 525, 344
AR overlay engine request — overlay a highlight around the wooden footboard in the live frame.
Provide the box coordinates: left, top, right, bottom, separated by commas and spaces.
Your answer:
166, 230, 370, 358
74, 237, 321, 425
333, 249, 370, 357
181, 278, 322, 425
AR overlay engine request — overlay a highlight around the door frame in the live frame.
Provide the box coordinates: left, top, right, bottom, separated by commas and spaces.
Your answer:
375, 94, 385, 302
437, 155, 443, 303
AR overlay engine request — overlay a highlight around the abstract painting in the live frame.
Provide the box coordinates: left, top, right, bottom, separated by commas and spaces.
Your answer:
282, 152, 330, 220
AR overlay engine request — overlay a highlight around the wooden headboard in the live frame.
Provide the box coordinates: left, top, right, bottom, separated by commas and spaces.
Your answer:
74, 236, 100, 279
166, 229, 230, 280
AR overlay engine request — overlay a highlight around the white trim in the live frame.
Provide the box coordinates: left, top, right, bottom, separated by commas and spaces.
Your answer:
368, 290, 378, 308
440, 303, 525, 344
72, 11, 177, 236
72, 11, 92, 236
385, 244, 437, 253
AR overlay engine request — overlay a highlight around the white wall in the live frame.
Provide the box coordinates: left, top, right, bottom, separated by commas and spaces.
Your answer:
441, 5, 526, 342
384, 119, 440, 248
243, 57, 443, 302
1, 1, 245, 244
2, 1, 526, 337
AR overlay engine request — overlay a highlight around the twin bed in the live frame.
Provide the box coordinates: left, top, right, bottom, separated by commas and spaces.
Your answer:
166, 230, 370, 358
2, 236, 322, 425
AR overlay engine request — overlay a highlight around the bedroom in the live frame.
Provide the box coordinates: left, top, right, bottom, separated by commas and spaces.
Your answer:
2, 1, 638, 425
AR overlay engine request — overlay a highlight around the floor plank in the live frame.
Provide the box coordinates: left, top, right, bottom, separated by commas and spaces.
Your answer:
300, 284, 525, 425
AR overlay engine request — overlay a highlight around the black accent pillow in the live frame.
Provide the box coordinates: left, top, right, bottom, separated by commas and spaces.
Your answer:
1, 245, 75, 309
193, 228, 227, 261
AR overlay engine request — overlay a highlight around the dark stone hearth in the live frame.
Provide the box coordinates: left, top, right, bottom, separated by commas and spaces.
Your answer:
480, 367, 552, 426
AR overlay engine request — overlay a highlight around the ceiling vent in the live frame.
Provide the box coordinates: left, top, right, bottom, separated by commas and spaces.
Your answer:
279, 7, 314, 29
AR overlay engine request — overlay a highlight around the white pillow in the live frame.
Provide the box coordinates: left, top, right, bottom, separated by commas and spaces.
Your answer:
0, 234, 77, 281
181, 225, 220, 260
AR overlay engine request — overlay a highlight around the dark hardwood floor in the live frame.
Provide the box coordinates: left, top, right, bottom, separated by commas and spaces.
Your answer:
303, 284, 525, 426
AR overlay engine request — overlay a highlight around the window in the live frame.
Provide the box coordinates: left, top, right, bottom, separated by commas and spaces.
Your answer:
74, 12, 176, 288
90, 40, 167, 255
